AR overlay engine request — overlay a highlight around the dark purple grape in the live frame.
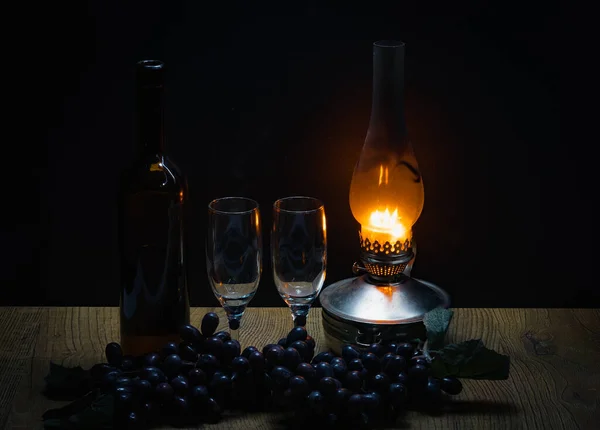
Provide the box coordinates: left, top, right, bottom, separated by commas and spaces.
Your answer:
163, 354, 182, 377
140, 401, 157, 419
214, 330, 231, 342
368, 372, 391, 393
222, 339, 241, 363
247, 351, 266, 373
155, 382, 174, 403
125, 411, 141, 427
366, 343, 385, 357
384, 354, 406, 375
190, 384, 209, 403
407, 364, 429, 386
411, 356, 428, 367
332, 361, 348, 381
347, 358, 363, 371
201, 312, 219, 337
304, 335, 316, 351
231, 356, 250, 374
114, 390, 133, 408
90, 363, 115, 382
105, 342, 123, 367
362, 352, 381, 373
286, 326, 308, 344
319, 376, 342, 397
388, 382, 407, 406
362, 392, 381, 413
395, 371, 409, 385
115, 376, 133, 387
288, 375, 310, 397
295, 362, 317, 383
179, 344, 199, 362
277, 337, 288, 348
187, 368, 207, 386
120, 356, 135, 371
332, 387, 352, 412
143, 352, 161, 368
180, 324, 202, 343
102, 370, 121, 389
270, 366, 294, 389
160, 342, 179, 358
283, 347, 302, 370
326, 413, 338, 425
307, 390, 325, 414
315, 362, 334, 379
312, 351, 335, 365
262, 343, 278, 356
241, 346, 258, 359
289, 340, 309, 360
381, 352, 395, 370
347, 393, 365, 416
341, 344, 361, 362
143, 368, 164, 386
203, 397, 222, 424
385, 342, 399, 354
170, 375, 189, 395
395, 342, 414, 358
171, 395, 190, 418
265, 345, 285, 367
134, 378, 152, 397
345, 370, 363, 392
204, 337, 224, 358
426, 377, 443, 404
198, 354, 220, 377
441, 376, 463, 395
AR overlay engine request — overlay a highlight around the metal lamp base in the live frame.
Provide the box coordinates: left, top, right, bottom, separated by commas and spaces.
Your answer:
319, 275, 450, 354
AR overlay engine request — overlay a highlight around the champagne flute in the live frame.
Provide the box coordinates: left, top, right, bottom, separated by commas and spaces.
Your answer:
206, 197, 262, 340
272, 196, 327, 326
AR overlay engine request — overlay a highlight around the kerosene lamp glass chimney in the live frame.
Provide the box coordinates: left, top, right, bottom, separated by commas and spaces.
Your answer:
349, 40, 424, 247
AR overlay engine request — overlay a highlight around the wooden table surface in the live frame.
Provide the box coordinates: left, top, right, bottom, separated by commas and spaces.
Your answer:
0, 307, 598, 429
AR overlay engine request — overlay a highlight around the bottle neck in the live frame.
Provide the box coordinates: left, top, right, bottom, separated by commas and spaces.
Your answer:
368, 42, 407, 137
136, 84, 165, 155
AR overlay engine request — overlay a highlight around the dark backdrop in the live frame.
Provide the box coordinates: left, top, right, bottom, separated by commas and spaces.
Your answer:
7, 1, 589, 308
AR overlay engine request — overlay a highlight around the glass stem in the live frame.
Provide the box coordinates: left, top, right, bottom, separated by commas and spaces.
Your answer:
291, 305, 310, 326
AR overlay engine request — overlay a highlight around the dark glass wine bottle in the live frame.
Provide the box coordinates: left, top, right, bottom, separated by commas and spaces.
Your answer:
118, 60, 190, 356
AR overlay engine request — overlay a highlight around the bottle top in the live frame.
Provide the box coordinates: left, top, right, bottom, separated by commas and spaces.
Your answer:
136, 60, 165, 88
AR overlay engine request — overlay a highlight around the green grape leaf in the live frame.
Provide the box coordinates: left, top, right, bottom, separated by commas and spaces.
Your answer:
43, 391, 114, 429
430, 339, 511, 380
422, 306, 454, 350
43, 362, 93, 400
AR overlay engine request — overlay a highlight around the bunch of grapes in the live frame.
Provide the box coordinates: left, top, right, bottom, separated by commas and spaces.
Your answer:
89, 312, 463, 428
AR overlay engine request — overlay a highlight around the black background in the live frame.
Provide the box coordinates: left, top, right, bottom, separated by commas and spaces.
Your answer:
7, 1, 591, 308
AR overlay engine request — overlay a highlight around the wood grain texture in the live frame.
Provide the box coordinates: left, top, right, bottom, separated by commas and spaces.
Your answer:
0, 307, 598, 429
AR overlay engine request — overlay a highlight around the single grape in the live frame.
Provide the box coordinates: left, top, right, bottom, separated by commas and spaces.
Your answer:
160, 342, 179, 359
143, 368, 165, 386
115, 376, 133, 387
102, 370, 122, 389
201, 312, 219, 337
90, 363, 115, 382
331, 361, 348, 381
347, 393, 365, 416
170, 375, 189, 395
319, 376, 342, 397
384, 354, 406, 375
247, 350, 266, 373
288, 340, 309, 361
345, 370, 363, 392
425, 377, 443, 405
315, 362, 334, 379
362, 352, 381, 373
304, 335, 316, 351
179, 344, 199, 362
381, 352, 395, 370
410, 356, 428, 367
197, 353, 220, 377
283, 347, 302, 370
140, 401, 157, 420
341, 344, 361, 362
332, 387, 352, 412
388, 382, 407, 407
203, 397, 222, 424
125, 411, 141, 427
326, 413, 338, 425
105, 342, 123, 367
407, 364, 429, 386
222, 339, 241, 363
307, 390, 325, 414
347, 358, 363, 372
441, 376, 463, 395
155, 382, 174, 403
366, 343, 385, 357
209, 373, 232, 406
386, 342, 399, 354
265, 345, 285, 368
180, 324, 202, 343
295, 362, 317, 383
262, 343, 278, 356
187, 368, 207, 386
395, 371, 409, 385
214, 330, 231, 342
163, 354, 183, 377
270, 366, 294, 390
190, 384, 210, 404
395, 342, 414, 358
241, 346, 258, 359
288, 375, 310, 397
286, 326, 308, 344
312, 351, 335, 364
367, 372, 391, 393
204, 336, 224, 358
231, 356, 250, 374
142, 352, 161, 368
120, 356, 135, 371
277, 337, 288, 348
134, 378, 153, 398
171, 395, 190, 420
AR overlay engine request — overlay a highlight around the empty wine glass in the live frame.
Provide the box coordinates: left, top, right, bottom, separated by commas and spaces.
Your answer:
206, 197, 262, 340
272, 196, 327, 327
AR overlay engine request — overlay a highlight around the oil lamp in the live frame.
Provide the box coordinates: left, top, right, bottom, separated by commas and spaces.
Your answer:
319, 40, 450, 353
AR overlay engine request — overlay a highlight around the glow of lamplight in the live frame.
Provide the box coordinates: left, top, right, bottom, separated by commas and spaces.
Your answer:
365, 207, 407, 244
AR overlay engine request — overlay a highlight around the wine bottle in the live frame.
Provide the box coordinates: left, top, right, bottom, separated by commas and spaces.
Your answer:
118, 60, 190, 356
